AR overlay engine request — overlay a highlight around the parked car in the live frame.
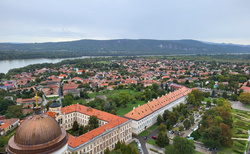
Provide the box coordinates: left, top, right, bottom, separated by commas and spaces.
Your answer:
152, 136, 157, 140
144, 136, 147, 140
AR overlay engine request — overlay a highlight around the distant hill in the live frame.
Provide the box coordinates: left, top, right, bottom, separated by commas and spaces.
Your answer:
0, 39, 250, 60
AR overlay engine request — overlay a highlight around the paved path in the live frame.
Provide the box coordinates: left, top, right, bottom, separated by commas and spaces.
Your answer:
229, 101, 250, 111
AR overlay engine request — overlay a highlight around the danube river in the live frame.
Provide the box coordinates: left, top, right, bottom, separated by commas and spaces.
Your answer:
0, 56, 94, 74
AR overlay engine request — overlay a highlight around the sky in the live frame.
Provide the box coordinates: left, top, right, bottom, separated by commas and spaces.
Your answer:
1, 0, 250, 45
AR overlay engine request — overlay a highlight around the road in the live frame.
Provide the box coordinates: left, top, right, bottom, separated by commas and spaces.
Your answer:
229, 101, 250, 112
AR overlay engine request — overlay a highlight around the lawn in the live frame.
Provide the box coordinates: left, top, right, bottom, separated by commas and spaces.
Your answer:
194, 151, 205, 154
138, 130, 150, 137
203, 98, 212, 102
88, 89, 137, 99
46, 96, 59, 100
72, 98, 87, 104
220, 139, 248, 154
244, 105, 250, 109
147, 139, 156, 145
232, 109, 250, 139
148, 124, 159, 131
117, 100, 147, 116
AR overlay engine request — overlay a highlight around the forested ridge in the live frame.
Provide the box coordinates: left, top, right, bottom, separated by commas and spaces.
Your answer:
1, 39, 250, 60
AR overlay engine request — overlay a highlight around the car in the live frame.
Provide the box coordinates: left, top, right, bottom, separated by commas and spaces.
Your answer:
144, 136, 147, 140
152, 136, 157, 140
169, 130, 172, 133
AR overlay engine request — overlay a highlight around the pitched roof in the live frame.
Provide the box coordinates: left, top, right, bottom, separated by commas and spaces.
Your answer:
0, 122, 10, 129
124, 87, 191, 121
59, 104, 129, 148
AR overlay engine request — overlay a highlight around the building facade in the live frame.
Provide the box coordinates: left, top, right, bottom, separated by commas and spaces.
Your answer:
48, 104, 132, 154
124, 87, 191, 135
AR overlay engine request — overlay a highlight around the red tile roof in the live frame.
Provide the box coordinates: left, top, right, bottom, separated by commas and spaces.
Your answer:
0, 122, 10, 129
124, 87, 191, 120
60, 104, 129, 148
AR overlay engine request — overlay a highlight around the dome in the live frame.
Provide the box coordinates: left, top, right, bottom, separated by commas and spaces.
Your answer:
49, 100, 61, 108
7, 113, 68, 154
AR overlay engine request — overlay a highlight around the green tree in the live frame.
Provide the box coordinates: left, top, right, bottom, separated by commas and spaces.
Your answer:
189, 115, 194, 124
156, 131, 169, 147
230, 94, 237, 101
0, 99, 15, 115
159, 123, 167, 132
79, 125, 84, 135
72, 120, 79, 131
104, 147, 111, 154
179, 125, 184, 131
173, 136, 195, 154
165, 145, 178, 154
238, 92, 250, 105
152, 83, 159, 91
157, 114, 164, 125
184, 120, 191, 129
88, 115, 99, 130
6, 105, 23, 118
166, 119, 171, 130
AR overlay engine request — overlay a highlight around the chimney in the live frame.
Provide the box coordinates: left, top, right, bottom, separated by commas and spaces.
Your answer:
133, 107, 135, 110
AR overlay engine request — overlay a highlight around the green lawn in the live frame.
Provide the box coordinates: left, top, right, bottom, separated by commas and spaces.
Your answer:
46, 96, 59, 100
138, 130, 150, 137
72, 98, 87, 104
203, 98, 212, 102
244, 105, 250, 109
194, 151, 205, 154
117, 101, 147, 116
88, 89, 137, 99
147, 139, 156, 145
148, 124, 159, 131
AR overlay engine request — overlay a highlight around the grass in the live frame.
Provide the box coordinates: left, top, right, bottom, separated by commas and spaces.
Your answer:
117, 100, 147, 116
138, 130, 150, 137
0, 128, 17, 152
88, 89, 137, 99
203, 98, 212, 102
147, 139, 156, 145
46, 96, 59, 100
244, 105, 250, 109
148, 124, 159, 131
72, 98, 87, 104
194, 151, 205, 154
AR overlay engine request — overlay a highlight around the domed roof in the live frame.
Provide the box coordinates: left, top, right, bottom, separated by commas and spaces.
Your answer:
7, 113, 68, 154
49, 100, 61, 108
14, 114, 62, 145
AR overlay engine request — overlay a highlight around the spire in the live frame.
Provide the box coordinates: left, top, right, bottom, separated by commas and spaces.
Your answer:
35, 93, 39, 108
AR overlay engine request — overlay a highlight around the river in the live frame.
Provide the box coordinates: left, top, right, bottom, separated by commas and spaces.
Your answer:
0, 56, 94, 74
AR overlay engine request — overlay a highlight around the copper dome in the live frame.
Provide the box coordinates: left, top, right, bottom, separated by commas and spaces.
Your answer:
7, 114, 68, 154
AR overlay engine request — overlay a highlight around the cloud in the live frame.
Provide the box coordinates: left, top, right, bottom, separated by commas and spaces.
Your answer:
1, 0, 250, 44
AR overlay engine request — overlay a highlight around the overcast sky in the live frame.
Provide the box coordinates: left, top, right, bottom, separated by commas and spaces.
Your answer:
1, 0, 250, 44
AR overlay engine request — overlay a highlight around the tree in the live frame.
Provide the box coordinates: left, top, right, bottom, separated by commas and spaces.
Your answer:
46, 100, 53, 110
184, 120, 191, 129
173, 136, 195, 154
179, 125, 184, 131
159, 123, 167, 132
104, 147, 111, 154
6, 105, 23, 118
88, 115, 99, 130
156, 131, 169, 147
72, 120, 79, 131
0, 99, 15, 115
238, 92, 250, 105
64, 92, 74, 106
219, 123, 233, 147
79, 125, 84, 135
166, 119, 171, 130
189, 115, 194, 124
152, 83, 159, 91
206, 101, 211, 107
165, 84, 169, 91
230, 94, 237, 101
190, 130, 201, 140
165, 145, 178, 154
103, 101, 111, 112
222, 92, 228, 99
202, 126, 221, 148
157, 115, 164, 125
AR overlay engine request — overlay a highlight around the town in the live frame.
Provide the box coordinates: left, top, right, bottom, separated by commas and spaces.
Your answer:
0, 56, 250, 154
